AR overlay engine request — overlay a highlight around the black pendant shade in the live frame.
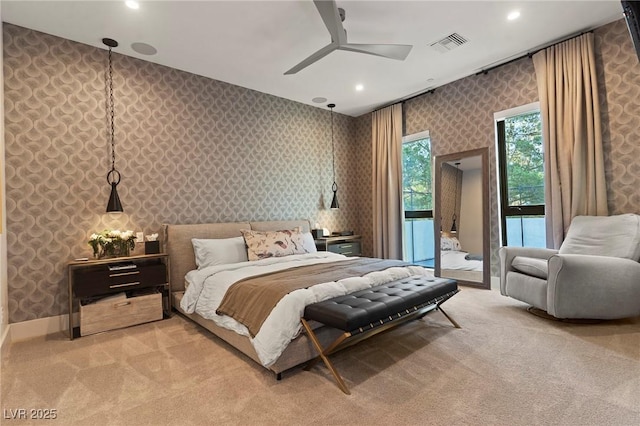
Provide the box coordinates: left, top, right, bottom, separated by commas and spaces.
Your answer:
107, 182, 123, 212
330, 182, 339, 209
328, 103, 339, 209
103, 37, 123, 213
106, 170, 123, 212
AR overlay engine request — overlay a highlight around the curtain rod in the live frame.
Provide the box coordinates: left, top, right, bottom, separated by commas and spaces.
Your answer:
371, 30, 593, 115
474, 30, 592, 75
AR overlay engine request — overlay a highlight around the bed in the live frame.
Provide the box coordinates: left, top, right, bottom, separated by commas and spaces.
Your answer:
440, 234, 483, 271
163, 219, 437, 377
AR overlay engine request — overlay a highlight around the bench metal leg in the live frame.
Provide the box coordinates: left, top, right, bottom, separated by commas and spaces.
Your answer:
301, 318, 351, 395
437, 305, 461, 328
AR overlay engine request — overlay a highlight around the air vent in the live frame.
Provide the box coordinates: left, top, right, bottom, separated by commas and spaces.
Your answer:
430, 33, 468, 53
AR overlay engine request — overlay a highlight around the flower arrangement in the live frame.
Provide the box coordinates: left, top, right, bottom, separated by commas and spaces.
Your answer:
88, 230, 136, 259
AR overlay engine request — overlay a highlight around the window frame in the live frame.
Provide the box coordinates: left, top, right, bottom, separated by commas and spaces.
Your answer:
495, 103, 545, 246
402, 130, 432, 220
401, 130, 433, 264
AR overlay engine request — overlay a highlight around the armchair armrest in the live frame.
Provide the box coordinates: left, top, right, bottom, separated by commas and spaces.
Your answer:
547, 254, 640, 319
499, 246, 558, 295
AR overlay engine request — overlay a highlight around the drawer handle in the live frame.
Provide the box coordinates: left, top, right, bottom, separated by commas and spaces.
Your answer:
342, 251, 353, 255
109, 271, 140, 278
114, 301, 131, 307
109, 281, 141, 289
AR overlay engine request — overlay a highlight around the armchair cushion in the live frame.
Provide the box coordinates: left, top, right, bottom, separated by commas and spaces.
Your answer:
559, 214, 640, 261
511, 256, 548, 279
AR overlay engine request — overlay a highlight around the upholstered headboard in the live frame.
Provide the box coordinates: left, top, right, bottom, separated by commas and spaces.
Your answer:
163, 220, 311, 294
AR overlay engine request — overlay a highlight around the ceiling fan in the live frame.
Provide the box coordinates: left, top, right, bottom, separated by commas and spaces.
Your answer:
284, 0, 413, 75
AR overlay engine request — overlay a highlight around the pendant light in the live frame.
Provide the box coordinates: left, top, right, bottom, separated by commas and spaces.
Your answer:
328, 103, 339, 209
451, 162, 460, 233
104, 38, 123, 212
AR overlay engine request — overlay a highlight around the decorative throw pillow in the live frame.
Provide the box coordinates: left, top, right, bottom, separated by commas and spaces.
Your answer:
441, 236, 462, 251
241, 229, 309, 261
192, 237, 248, 268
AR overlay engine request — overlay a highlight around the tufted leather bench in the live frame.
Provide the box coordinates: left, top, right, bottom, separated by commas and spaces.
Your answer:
301, 275, 460, 394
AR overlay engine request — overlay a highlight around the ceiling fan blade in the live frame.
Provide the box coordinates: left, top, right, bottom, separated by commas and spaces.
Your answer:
284, 43, 338, 75
313, 0, 347, 44
339, 43, 413, 61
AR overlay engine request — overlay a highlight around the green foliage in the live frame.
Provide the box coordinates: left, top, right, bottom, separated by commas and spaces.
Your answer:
505, 112, 544, 206
402, 138, 432, 210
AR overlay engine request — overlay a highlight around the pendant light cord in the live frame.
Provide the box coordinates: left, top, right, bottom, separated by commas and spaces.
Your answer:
103, 37, 123, 212
330, 105, 337, 191
105, 40, 120, 186
108, 46, 116, 174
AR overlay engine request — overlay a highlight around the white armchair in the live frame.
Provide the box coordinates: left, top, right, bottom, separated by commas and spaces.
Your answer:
499, 214, 640, 319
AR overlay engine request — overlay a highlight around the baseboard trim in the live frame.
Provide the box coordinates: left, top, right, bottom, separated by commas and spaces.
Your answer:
490, 276, 500, 291
1, 324, 10, 355
9, 314, 74, 342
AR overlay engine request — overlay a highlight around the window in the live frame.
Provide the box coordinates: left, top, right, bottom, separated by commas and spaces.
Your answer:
402, 131, 434, 266
496, 104, 546, 247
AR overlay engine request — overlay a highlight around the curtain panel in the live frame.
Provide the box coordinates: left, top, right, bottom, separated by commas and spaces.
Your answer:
371, 103, 404, 259
532, 33, 608, 249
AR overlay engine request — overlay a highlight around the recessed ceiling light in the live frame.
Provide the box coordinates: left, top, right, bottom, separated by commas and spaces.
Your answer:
125, 1, 139, 10
312, 97, 327, 103
355, 84, 364, 91
131, 42, 157, 55
507, 10, 520, 21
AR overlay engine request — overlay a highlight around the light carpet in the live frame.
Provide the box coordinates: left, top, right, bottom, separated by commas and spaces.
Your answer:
1, 287, 639, 425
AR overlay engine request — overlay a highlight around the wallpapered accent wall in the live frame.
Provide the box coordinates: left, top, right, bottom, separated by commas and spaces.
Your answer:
404, 53, 539, 275
5, 19, 639, 323
440, 164, 462, 234
3, 24, 359, 323
595, 20, 640, 214
356, 19, 640, 276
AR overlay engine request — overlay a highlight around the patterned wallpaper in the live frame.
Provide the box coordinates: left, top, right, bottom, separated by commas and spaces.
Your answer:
357, 19, 640, 276
440, 164, 462, 234
404, 53, 539, 275
595, 20, 640, 214
5, 18, 639, 323
3, 24, 359, 322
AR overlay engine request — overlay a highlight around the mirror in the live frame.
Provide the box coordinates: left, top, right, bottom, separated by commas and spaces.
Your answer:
434, 147, 490, 289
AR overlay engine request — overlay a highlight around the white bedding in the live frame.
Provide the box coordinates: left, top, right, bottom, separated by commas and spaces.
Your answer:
181, 252, 433, 367
441, 250, 483, 271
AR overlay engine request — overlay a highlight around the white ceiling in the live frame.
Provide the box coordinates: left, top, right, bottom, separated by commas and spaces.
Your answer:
1, 1, 625, 117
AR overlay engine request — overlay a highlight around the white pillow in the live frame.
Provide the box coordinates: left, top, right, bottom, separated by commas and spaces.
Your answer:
302, 232, 318, 253
192, 237, 248, 269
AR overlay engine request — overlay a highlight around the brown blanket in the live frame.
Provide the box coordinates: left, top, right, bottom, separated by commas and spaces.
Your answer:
216, 258, 409, 337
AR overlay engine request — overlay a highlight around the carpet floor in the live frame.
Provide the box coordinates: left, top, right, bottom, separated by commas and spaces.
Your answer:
2, 287, 639, 425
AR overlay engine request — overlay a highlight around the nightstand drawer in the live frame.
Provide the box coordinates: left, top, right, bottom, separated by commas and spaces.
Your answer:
328, 242, 361, 256
73, 263, 167, 297
80, 292, 162, 336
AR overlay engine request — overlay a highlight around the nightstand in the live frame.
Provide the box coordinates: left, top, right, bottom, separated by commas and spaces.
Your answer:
67, 253, 170, 339
314, 235, 362, 256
